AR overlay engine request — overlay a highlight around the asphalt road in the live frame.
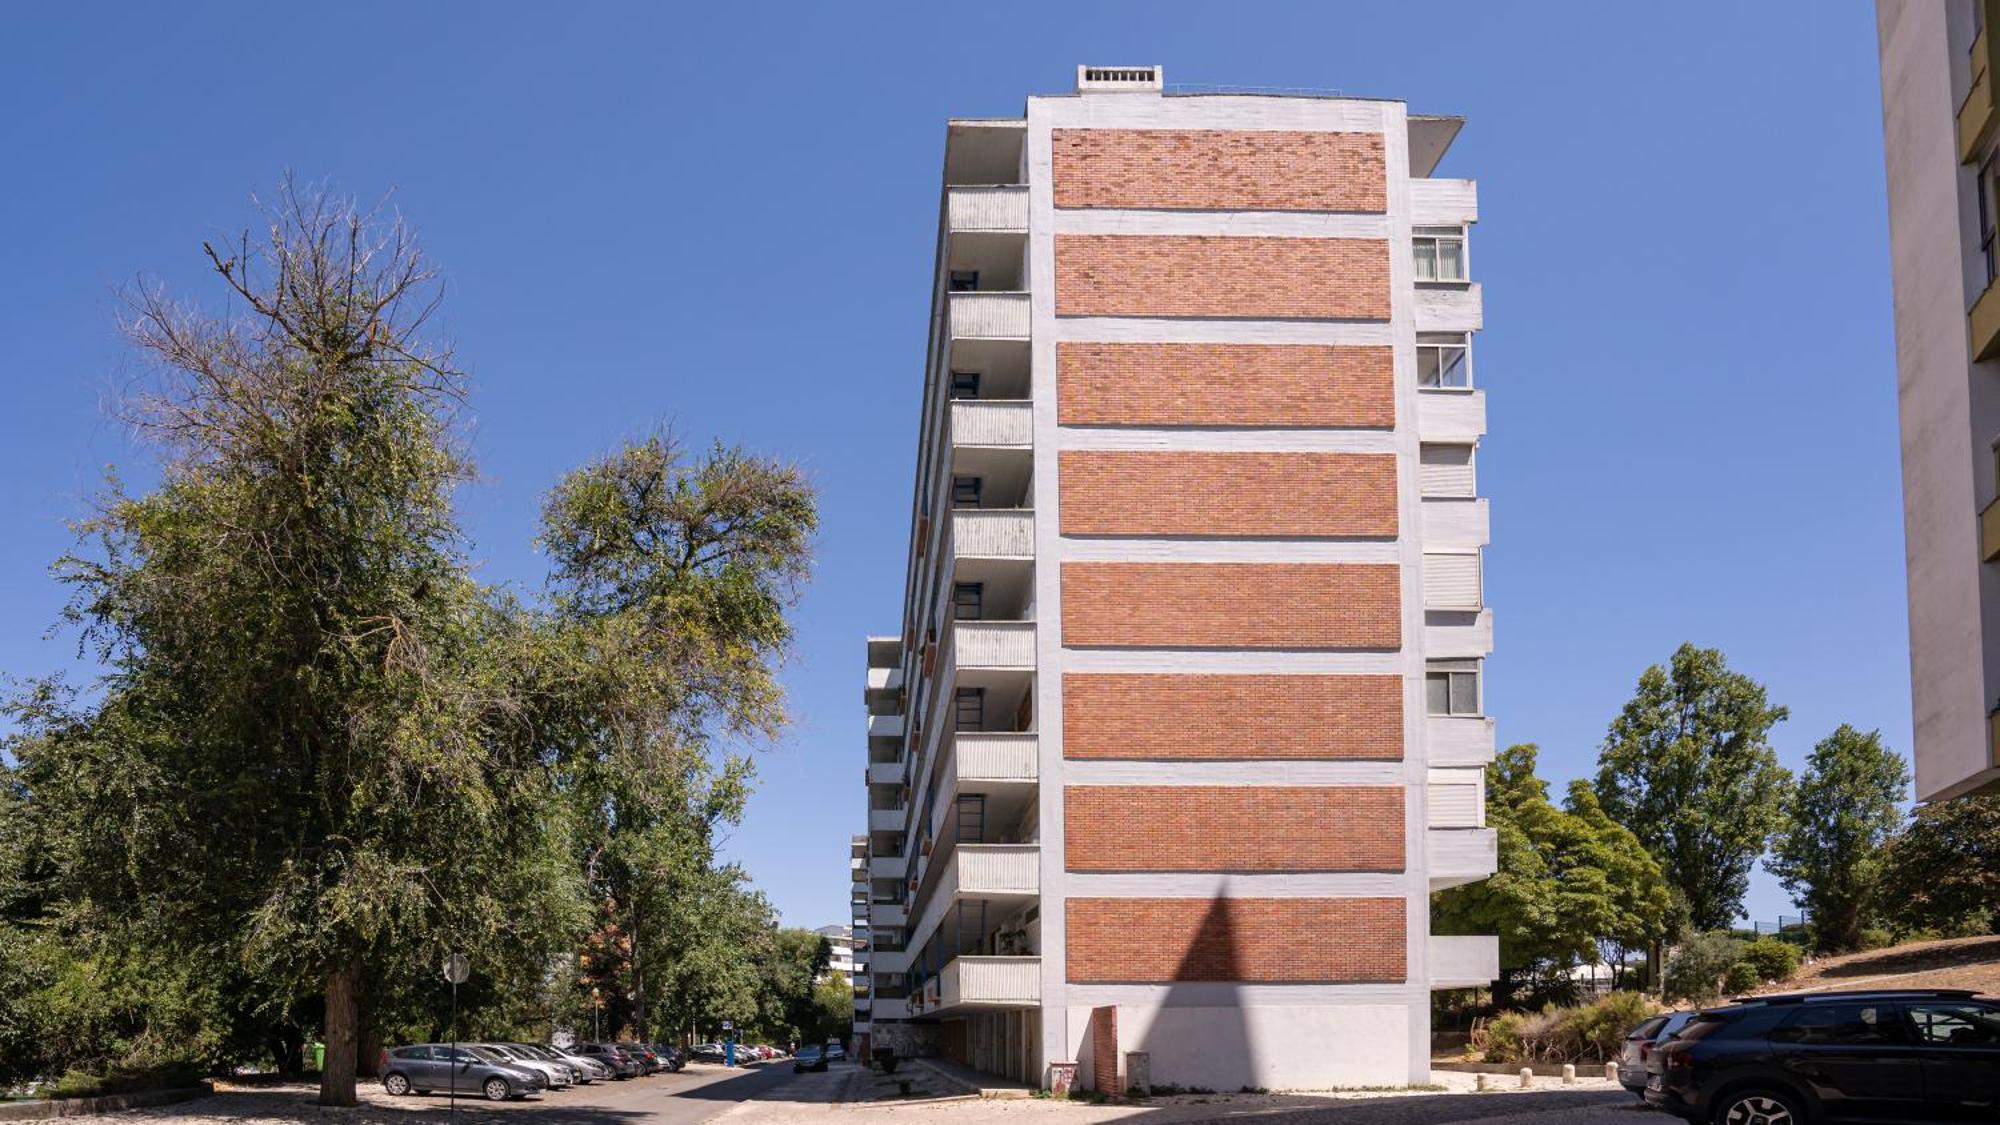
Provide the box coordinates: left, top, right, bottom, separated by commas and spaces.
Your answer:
461, 1061, 808, 1125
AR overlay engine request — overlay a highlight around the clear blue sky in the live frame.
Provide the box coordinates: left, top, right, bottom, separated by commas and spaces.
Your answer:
1, 2, 1900, 933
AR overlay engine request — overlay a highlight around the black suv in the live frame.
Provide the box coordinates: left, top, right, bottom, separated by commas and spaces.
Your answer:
1648, 988, 1999, 1124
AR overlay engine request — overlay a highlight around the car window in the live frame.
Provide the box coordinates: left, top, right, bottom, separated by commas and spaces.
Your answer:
1631, 1016, 1668, 1039
441, 1047, 475, 1062
1770, 1003, 1902, 1045
390, 1046, 426, 1060
1906, 1002, 2000, 1047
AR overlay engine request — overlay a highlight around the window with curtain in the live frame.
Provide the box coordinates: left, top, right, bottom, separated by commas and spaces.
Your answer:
1413, 226, 1467, 282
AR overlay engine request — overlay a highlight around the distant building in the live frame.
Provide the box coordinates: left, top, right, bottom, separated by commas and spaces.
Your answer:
814, 923, 856, 980
854, 65, 1499, 1091
1877, 0, 2000, 801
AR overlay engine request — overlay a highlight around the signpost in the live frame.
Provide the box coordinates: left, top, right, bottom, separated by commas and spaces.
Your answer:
443, 953, 470, 1119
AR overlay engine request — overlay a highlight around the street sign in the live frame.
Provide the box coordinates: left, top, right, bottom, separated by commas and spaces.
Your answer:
551, 1028, 575, 1049
721, 1020, 734, 1030
443, 952, 470, 985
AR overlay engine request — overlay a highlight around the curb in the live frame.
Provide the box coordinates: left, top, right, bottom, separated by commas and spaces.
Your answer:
0, 1084, 213, 1121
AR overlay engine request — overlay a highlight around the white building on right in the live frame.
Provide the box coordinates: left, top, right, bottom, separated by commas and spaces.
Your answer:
1878, 0, 2000, 801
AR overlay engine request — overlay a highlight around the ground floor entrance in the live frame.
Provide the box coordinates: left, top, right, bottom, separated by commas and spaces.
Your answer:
940, 1008, 1040, 1086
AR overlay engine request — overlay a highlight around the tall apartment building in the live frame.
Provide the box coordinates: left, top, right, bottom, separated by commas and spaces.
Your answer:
815, 923, 858, 980
1878, 0, 2000, 802
853, 66, 1499, 1092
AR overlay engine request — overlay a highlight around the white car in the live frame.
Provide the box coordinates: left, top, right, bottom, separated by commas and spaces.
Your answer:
517, 1043, 602, 1083
476, 1044, 571, 1088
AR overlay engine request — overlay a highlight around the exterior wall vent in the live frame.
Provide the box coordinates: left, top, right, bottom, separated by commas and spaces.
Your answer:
1076, 65, 1163, 92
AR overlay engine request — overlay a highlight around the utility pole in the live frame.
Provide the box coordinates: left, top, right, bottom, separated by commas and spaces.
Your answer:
443, 953, 469, 1122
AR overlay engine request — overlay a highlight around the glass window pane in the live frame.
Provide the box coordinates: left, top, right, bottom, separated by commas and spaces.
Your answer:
1425, 673, 1450, 715
1440, 346, 1469, 388
1438, 239, 1464, 280
1413, 241, 1438, 280
1449, 672, 1478, 715
1418, 347, 1441, 386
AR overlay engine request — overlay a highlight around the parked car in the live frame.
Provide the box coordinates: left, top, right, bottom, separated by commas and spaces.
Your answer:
475, 1043, 570, 1088
646, 1043, 685, 1071
1618, 1010, 1696, 1098
1648, 988, 2000, 1124
824, 1041, 845, 1061
570, 1040, 642, 1078
536, 1043, 607, 1082
689, 1042, 727, 1064
506, 1042, 594, 1084
793, 1044, 828, 1072
380, 1044, 547, 1101
615, 1041, 664, 1074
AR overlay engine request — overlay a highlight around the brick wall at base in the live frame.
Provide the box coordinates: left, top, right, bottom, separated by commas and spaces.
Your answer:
1065, 785, 1405, 872
1089, 1006, 1120, 1095
1066, 897, 1407, 983
1059, 450, 1397, 538
1057, 342, 1394, 429
1060, 562, 1401, 649
1062, 673, 1403, 761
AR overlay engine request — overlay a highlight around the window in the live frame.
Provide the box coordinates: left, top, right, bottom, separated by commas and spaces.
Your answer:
1981, 156, 2000, 286
1418, 333, 1473, 389
1770, 1003, 1901, 1046
954, 687, 985, 732
953, 582, 984, 621
1413, 226, 1467, 282
949, 270, 980, 292
1425, 660, 1481, 716
949, 371, 982, 400
951, 476, 982, 508
1420, 444, 1477, 498
1906, 1001, 2000, 1046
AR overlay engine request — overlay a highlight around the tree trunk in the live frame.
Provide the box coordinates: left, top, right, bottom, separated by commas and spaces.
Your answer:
633, 898, 647, 1042
318, 959, 362, 1107
356, 1013, 382, 1079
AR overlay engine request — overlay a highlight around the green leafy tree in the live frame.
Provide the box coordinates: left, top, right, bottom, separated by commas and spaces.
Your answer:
1872, 794, 2000, 936
1664, 932, 1743, 1003
1434, 746, 1670, 999
1766, 726, 1909, 952
1595, 644, 1792, 933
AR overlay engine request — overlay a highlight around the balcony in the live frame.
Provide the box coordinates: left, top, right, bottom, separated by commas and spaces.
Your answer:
951, 843, 1039, 897
868, 713, 905, 741
870, 901, 907, 928
850, 857, 868, 883
1409, 178, 1478, 228
1985, 497, 2000, 562
954, 621, 1035, 670
1421, 499, 1489, 551
869, 806, 906, 833
1427, 715, 1496, 767
867, 759, 905, 787
1962, 14, 1999, 164
950, 400, 1031, 449
1425, 608, 1493, 660
950, 292, 1029, 340
870, 852, 909, 879
872, 949, 912, 975
934, 956, 1040, 1013
1417, 389, 1486, 443
948, 186, 1028, 233
952, 509, 1034, 559
870, 997, 910, 1021
954, 732, 1039, 787
1413, 282, 1482, 334
866, 666, 905, 694
1430, 934, 1499, 990
1429, 827, 1498, 891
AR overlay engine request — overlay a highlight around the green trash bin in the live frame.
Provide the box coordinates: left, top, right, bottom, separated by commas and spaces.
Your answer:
311, 1043, 324, 1072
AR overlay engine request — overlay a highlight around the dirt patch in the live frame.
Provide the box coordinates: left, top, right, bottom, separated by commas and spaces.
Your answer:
1759, 935, 2000, 995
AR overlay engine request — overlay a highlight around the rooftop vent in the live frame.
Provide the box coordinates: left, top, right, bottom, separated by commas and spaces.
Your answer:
1076, 65, 1163, 93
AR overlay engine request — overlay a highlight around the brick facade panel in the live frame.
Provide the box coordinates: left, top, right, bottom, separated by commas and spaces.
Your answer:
1059, 450, 1398, 538
1057, 342, 1394, 429
1060, 562, 1401, 649
1052, 129, 1386, 213
1055, 235, 1390, 320
1065, 785, 1405, 872
1066, 897, 1407, 983
1062, 673, 1402, 761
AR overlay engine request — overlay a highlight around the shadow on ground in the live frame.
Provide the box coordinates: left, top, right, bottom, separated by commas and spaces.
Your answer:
1102, 1087, 1642, 1124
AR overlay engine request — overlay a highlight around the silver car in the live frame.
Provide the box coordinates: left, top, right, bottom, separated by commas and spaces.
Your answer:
475, 1043, 571, 1088
516, 1042, 601, 1083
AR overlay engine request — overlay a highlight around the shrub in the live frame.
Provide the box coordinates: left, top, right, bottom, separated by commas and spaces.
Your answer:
1738, 937, 1802, 983
1665, 933, 1744, 1002
1722, 962, 1761, 995
1477, 991, 1661, 1063
1858, 926, 1895, 951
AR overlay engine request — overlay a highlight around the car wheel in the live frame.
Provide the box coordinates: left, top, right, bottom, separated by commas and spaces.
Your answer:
482, 1077, 511, 1102
383, 1073, 411, 1096
1714, 1088, 1805, 1125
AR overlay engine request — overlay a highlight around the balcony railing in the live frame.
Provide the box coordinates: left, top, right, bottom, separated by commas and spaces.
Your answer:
953, 621, 1035, 670
1426, 716, 1496, 768
1983, 497, 2000, 562
868, 807, 905, 833
868, 713, 905, 740
1430, 935, 1499, 990
952, 509, 1034, 559
955, 732, 1038, 784
869, 852, 909, 879
949, 400, 1031, 448
955, 843, 1039, 897
866, 759, 905, 787
1429, 827, 1498, 891
948, 186, 1028, 232
866, 666, 904, 694
1424, 608, 1493, 660
937, 955, 1040, 1011
1417, 389, 1486, 443
949, 292, 1029, 339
